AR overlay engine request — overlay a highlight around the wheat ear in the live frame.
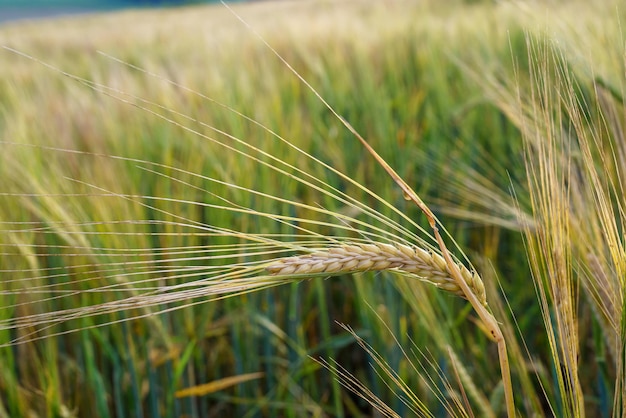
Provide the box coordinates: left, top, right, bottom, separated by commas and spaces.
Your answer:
266, 242, 487, 306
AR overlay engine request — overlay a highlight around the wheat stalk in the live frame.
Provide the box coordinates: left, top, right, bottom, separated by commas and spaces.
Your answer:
266, 242, 487, 306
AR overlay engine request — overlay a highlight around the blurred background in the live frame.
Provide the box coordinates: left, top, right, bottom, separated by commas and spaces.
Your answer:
0, 0, 233, 25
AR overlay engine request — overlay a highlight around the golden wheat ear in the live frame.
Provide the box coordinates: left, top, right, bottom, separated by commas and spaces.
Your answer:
266, 242, 487, 305
217, 3, 515, 415
219, 3, 515, 414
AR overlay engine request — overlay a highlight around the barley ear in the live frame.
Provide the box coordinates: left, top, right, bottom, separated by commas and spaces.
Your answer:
265, 242, 487, 306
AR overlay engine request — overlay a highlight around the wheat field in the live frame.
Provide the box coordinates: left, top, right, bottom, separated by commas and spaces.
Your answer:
0, 0, 624, 416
